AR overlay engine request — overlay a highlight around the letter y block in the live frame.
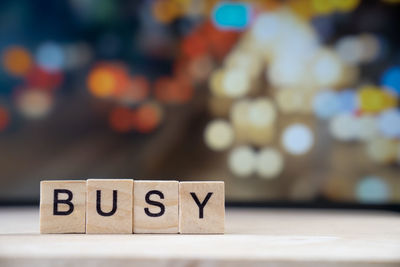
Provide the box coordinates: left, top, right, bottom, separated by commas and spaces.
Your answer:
39, 180, 86, 234
179, 181, 225, 234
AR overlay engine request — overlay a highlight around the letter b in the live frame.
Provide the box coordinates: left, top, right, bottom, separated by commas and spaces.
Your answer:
53, 189, 74, 216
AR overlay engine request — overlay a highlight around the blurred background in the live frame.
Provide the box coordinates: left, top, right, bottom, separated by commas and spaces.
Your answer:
0, 0, 400, 207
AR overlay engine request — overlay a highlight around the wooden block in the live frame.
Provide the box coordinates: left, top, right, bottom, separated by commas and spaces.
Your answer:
40, 180, 86, 234
179, 181, 225, 234
133, 180, 178, 233
86, 179, 133, 234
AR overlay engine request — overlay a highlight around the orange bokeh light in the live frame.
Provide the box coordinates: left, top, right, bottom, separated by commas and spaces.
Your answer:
118, 75, 150, 104
154, 76, 194, 104
152, 0, 181, 23
87, 63, 130, 99
0, 107, 10, 131
2, 46, 33, 77
88, 67, 116, 98
108, 64, 130, 96
134, 103, 163, 133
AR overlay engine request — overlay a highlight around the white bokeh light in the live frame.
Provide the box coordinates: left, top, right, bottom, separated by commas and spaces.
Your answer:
222, 68, 250, 98
356, 115, 379, 141
335, 36, 362, 65
251, 13, 282, 45
247, 98, 276, 127
282, 123, 314, 155
204, 119, 234, 151
256, 148, 284, 179
313, 90, 341, 119
311, 49, 343, 87
377, 109, 400, 138
228, 146, 256, 177
329, 113, 358, 141
16, 90, 53, 119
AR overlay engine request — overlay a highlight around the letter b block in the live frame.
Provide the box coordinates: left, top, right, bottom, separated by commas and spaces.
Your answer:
133, 180, 179, 233
86, 179, 133, 234
40, 180, 86, 234
179, 181, 225, 234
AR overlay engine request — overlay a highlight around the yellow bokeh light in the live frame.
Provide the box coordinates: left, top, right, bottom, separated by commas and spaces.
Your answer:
209, 69, 225, 97
332, 0, 361, 12
366, 138, 398, 164
275, 89, 305, 113
248, 124, 275, 147
230, 99, 251, 142
358, 86, 397, 113
311, 0, 335, 15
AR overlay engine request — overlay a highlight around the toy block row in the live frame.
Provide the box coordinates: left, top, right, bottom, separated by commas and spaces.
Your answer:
40, 179, 224, 234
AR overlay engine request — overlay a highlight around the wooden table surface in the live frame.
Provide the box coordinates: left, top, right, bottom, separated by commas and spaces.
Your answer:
0, 207, 399, 266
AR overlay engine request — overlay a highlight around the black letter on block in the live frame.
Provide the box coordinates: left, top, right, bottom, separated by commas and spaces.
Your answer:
144, 190, 165, 217
96, 190, 117, 216
53, 189, 74, 216
190, 192, 213, 219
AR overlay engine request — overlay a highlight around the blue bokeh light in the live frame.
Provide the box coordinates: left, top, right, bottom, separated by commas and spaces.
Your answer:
381, 66, 400, 95
377, 108, 400, 138
212, 2, 251, 30
356, 176, 389, 204
337, 89, 357, 112
36, 42, 65, 73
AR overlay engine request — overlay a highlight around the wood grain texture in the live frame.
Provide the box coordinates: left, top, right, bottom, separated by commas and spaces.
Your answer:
39, 180, 86, 234
1, 208, 400, 266
133, 180, 178, 233
86, 179, 133, 234
179, 181, 225, 234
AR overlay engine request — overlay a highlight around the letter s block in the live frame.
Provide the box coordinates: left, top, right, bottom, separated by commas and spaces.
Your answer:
133, 180, 178, 233
86, 179, 133, 234
40, 180, 86, 234
179, 181, 225, 234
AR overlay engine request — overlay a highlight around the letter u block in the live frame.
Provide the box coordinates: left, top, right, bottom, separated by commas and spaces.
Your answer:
86, 179, 133, 234
179, 181, 225, 234
40, 180, 86, 234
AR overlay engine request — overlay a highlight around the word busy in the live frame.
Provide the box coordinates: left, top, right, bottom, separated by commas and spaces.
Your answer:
40, 179, 225, 234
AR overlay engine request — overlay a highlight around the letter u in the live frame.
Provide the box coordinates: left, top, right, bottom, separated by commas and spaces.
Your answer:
96, 190, 117, 216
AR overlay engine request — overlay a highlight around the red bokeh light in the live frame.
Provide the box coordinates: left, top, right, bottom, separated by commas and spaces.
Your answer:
134, 103, 162, 133
0, 107, 10, 131
25, 66, 64, 91
109, 106, 134, 133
